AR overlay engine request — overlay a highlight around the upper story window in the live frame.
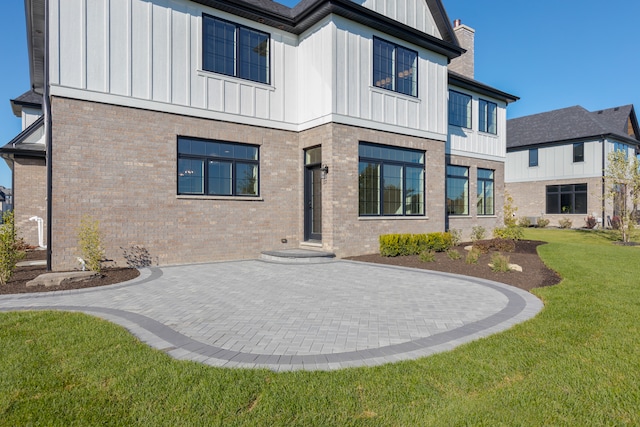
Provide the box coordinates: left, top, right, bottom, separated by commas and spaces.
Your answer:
573, 143, 584, 163
529, 148, 538, 167
479, 99, 497, 134
358, 142, 425, 216
614, 142, 629, 156
449, 91, 471, 128
178, 137, 259, 196
373, 37, 418, 97
202, 14, 270, 84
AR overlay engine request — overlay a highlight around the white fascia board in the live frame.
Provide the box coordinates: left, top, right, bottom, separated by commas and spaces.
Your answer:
447, 148, 504, 163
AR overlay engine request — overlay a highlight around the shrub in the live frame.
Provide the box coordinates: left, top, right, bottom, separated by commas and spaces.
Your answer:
419, 250, 435, 262
465, 247, 481, 264
425, 232, 453, 252
610, 216, 621, 230
470, 225, 486, 242
518, 217, 531, 227
473, 238, 515, 254
0, 211, 26, 285
446, 249, 461, 260
77, 215, 105, 273
493, 226, 524, 241
558, 218, 573, 229
448, 229, 462, 247
537, 217, 550, 228
490, 253, 511, 272
584, 215, 597, 229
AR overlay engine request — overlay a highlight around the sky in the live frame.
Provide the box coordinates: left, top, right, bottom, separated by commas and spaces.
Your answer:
0, 0, 638, 189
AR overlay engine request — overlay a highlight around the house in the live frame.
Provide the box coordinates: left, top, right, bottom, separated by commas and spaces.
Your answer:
505, 104, 640, 227
2, 0, 516, 271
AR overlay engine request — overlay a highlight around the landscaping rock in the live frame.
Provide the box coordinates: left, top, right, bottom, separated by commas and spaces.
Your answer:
26, 271, 98, 288
488, 263, 523, 272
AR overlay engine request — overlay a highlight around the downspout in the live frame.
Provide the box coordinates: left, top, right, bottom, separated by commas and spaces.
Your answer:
601, 136, 606, 226
44, 0, 53, 271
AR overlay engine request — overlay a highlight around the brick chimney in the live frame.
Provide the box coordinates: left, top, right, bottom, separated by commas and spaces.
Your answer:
449, 19, 475, 79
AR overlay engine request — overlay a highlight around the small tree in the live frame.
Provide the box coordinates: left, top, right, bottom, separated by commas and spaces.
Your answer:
77, 215, 105, 273
493, 191, 524, 240
604, 151, 640, 243
0, 211, 26, 285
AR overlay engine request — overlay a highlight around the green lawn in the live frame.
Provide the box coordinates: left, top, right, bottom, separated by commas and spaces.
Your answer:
1, 229, 639, 426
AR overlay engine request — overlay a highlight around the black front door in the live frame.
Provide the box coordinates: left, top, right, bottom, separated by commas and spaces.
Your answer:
304, 164, 322, 241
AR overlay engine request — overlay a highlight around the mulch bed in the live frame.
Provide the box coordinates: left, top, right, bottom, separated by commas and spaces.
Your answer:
346, 240, 561, 292
0, 250, 140, 295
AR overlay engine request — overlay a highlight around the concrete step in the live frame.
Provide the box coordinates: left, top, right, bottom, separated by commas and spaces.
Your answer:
260, 248, 336, 264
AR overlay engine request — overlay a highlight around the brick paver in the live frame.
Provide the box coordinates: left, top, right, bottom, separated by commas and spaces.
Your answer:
0, 260, 543, 371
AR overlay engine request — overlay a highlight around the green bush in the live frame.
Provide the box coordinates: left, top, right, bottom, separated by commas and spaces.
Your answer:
537, 217, 550, 228
419, 250, 435, 262
380, 232, 453, 257
470, 225, 486, 242
0, 211, 26, 285
490, 253, 511, 272
446, 248, 461, 260
77, 215, 105, 273
465, 247, 481, 264
518, 217, 531, 227
448, 229, 462, 246
493, 226, 524, 241
558, 218, 573, 229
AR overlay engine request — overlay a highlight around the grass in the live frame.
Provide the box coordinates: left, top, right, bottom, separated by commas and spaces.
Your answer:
1, 229, 640, 425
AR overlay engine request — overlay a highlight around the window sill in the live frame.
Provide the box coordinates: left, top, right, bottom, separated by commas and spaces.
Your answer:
478, 131, 498, 137
177, 195, 263, 201
358, 216, 428, 220
369, 86, 420, 103
197, 69, 275, 91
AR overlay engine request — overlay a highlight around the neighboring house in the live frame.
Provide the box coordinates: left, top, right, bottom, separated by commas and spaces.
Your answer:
505, 105, 640, 227
0, 91, 46, 244
3, 0, 516, 270
0, 186, 13, 214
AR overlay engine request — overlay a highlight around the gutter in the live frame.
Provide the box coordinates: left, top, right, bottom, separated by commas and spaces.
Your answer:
43, 0, 52, 271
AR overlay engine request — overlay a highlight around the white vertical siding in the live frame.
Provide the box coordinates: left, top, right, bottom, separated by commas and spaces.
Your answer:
505, 139, 603, 182
353, 0, 441, 38
447, 86, 508, 159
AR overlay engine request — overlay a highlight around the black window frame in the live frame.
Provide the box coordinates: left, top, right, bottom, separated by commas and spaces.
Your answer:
573, 142, 584, 163
449, 90, 472, 128
372, 37, 418, 97
529, 148, 538, 167
446, 165, 469, 216
202, 14, 271, 85
546, 183, 587, 214
358, 142, 425, 217
477, 168, 495, 216
478, 99, 497, 134
177, 136, 260, 197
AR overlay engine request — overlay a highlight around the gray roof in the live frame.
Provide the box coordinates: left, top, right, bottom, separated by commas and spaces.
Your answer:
0, 115, 46, 159
10, 89, 42, 117
507, 104, 640, 149
449, 71, 518, 104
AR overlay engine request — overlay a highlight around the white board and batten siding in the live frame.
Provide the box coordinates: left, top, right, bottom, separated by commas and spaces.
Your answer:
505, 139, 603, 183
352, 0, 441, 38
49, 0, 299, 130
48, 0, 451, 139
447, 86, 508, 161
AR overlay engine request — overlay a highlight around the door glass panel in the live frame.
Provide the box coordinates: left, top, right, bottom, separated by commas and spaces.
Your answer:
311, 168, 322, 235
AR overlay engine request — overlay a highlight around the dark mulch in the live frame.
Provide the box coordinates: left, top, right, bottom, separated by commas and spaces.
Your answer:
345, 240, 561, 292
0, 250, 140, 295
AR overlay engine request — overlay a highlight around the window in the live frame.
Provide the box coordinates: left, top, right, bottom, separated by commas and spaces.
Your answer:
529, 148, 538, 167
449, 91, 472, 128
358, 143, 425, 216
373, 38, 418, 97
573, 143, 584, 163
479, 99, 497, 134
446, 165, 469, 215
614, 142, 628, 155
177, 137, 259, 196
546, 184, 587, 214
477, 169, 494, 215
202, 15, 270, 84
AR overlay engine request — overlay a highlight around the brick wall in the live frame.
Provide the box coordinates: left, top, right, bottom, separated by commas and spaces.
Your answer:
13, 157, 47, 247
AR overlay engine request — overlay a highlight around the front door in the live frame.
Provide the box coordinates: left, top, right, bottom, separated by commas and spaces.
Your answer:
304, 147, 322, 241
